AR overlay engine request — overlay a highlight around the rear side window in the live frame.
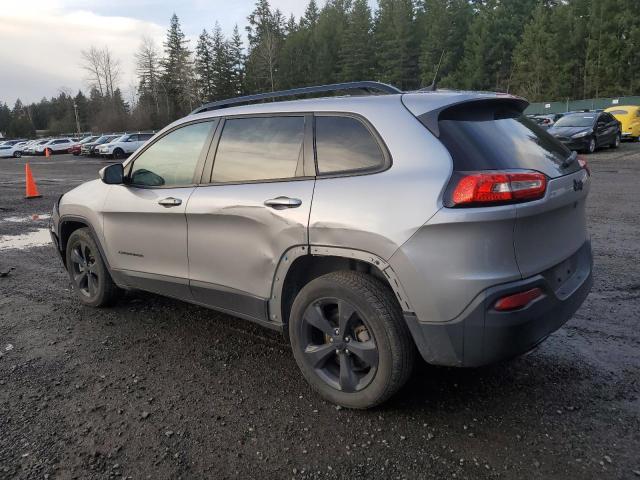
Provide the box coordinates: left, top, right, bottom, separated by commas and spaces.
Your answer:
437, 102, 579, 178
212, 116, 305, 183
315, 116, 384, 174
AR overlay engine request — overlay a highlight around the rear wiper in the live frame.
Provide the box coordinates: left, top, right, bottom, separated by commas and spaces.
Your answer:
561, 151, 578, 169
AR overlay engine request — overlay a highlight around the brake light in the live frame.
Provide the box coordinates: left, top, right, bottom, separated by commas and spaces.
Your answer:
451, 171, 547, 206
494, 287, 543, 311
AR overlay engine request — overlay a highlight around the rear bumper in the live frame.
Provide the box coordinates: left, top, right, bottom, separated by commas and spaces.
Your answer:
405, 241, 593, 367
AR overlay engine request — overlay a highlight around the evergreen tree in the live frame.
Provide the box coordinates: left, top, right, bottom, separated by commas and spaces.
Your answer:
211, 23, 235, 100
374, 0, 418, 90
340, 0, 374, 82
229, 25, 246, 95
161, 13, 195, 118
417, 0, 472, 88
314, 0, 350, 84
195, 29, 215, 101
245, 0, 285, 92
453, 0, 537, 92
511, 2, 560, 101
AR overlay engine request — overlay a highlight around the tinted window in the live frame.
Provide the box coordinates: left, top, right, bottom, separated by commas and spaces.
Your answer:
130, 121, 213, 187
315, 116, 384, 174
139, 134, 154, 141
608, 110, 628, 115
437, 102, 578, 179
212, 116, 304, 183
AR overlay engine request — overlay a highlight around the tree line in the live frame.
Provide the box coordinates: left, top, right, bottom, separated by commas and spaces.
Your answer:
2, 0, 639, 138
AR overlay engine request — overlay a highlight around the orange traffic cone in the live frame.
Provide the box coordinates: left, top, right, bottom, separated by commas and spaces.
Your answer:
45, 148, 51, 158
25, 163, 42, 199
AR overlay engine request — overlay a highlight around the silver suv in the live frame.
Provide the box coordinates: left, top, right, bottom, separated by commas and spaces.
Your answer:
51, 82, 593, 409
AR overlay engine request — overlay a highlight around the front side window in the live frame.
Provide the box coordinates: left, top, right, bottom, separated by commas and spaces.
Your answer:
129, 121, 214, 187
315, 116, 384, 174
211, 116, 305, 183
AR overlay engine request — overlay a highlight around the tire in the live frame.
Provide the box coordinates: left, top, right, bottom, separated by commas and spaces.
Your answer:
13, 151, 22, 158
65, 228, 120, 307
289, 271, 415, 409
611, 133, 621, 149
113, 148, 125, 160
585, 138, 596, 154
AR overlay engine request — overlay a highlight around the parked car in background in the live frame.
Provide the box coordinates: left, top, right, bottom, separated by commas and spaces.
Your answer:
26, 139, 50, 155
51, 82, 593, 408
604, 105, 640, 141
70, 136, 99, 155
97, 133, 154, 159
35, 138, 75, 155
0, 140, 28, 158
548, 111, 621, 153
530, 113, 565, 129
81, 135, 119, 156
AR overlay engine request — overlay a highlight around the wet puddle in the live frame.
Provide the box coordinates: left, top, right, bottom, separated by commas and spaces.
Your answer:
0, 228, 51, 250
1, 214, 51, 223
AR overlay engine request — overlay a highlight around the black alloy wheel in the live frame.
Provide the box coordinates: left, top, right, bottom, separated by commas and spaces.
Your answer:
299, 297, 378, 393
65, 228, 120, 307
69, 240, 100, 299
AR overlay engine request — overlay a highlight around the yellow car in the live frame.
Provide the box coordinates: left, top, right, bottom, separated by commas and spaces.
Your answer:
605, 105, 640, 141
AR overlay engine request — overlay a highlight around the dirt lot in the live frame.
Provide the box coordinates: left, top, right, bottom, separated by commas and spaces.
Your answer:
0, 148, 639, 480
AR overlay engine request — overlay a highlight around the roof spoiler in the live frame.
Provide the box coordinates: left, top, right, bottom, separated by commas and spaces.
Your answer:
416, 97, 529, 138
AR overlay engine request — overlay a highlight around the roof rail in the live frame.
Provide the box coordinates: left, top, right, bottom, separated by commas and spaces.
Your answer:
190, 81, 402, 115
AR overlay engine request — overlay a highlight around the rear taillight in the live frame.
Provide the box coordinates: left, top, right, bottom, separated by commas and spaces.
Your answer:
450, 171, 547, 207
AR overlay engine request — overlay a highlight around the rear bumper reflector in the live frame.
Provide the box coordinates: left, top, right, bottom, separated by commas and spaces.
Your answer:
494, 287, 543, 311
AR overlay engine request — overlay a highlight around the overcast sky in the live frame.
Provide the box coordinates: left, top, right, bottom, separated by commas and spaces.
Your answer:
0, 0, 350, 106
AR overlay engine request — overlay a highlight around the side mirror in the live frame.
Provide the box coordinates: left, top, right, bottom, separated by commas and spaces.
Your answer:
99, 163, 124, 184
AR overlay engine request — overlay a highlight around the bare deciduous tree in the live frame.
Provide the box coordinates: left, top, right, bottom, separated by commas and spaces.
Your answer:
81, 46, 121, 97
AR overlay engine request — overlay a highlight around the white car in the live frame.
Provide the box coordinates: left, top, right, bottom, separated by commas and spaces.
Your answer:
25, 139, 49, 154
35, 138, 75, 155
97, 133, 154, 159
0, 140, 28, 158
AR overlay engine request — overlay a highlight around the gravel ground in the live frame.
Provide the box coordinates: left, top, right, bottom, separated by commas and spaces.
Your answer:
0, 148, 639, 480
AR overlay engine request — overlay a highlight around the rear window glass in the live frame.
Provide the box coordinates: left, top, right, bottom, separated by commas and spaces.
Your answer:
315, 116, 384, 174
437, 102, 578, 178
608, 110, 628, 115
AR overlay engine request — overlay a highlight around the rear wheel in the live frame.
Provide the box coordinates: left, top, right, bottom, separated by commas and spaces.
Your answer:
65, 228, 120, 307
289, 271, 415, 409
611, 133, 621, 149
13, 151, 22, 158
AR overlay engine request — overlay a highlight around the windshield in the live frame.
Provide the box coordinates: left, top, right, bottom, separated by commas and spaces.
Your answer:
113, 135, 128, 143
554, 114, 596, 128
94, 136, 111, 144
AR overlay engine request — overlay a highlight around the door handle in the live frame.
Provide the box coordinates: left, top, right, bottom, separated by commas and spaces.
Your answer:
264, 196, 302, 209
158, 197, 182, 207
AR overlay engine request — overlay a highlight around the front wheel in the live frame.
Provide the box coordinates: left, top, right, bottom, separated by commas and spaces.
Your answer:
113, 148, 125, 160
289, 271, 415, 409
585, 138, 596, 154
65, 228, 121, 307
14, 151, 22, 158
